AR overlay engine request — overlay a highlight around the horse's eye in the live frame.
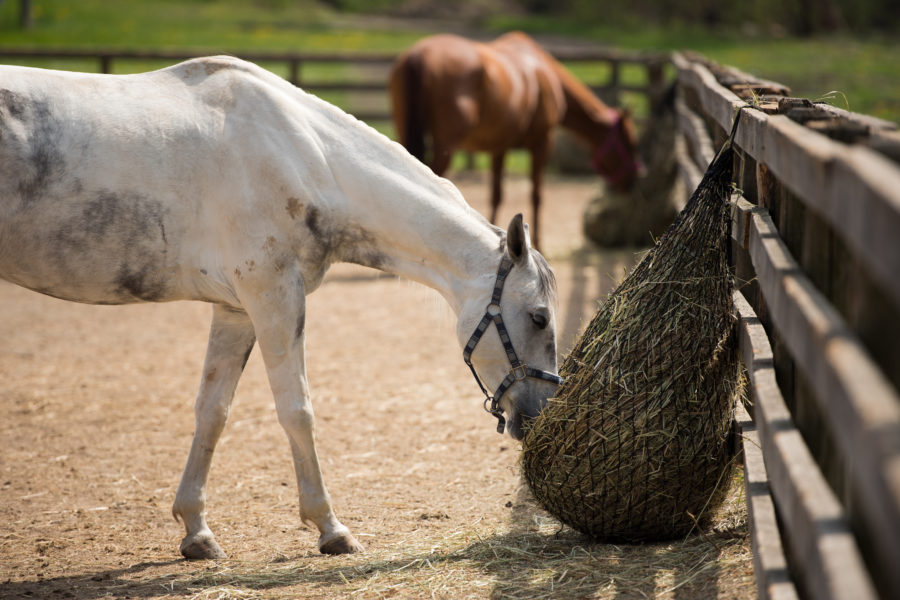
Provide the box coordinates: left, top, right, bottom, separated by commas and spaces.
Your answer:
531, 309, 549, 330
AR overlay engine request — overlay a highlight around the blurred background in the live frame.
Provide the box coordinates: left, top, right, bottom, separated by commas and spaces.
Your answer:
1, 0, 897, 129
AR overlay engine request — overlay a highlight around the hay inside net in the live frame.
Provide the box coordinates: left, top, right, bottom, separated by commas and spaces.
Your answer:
522, 113, 745, 543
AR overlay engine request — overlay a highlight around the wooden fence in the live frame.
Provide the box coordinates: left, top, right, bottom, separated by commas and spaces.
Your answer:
5, 44, 900, 600
0, 46, 669, 123
673, 51, 900, 600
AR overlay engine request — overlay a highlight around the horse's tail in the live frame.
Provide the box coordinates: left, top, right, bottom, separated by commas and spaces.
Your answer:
391, 52, 427, 163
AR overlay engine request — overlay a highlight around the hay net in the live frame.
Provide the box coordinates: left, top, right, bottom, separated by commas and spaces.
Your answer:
522, 111, 745, 542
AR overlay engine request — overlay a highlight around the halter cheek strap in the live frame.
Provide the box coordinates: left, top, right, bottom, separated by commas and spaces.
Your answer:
463, 255, 564, 434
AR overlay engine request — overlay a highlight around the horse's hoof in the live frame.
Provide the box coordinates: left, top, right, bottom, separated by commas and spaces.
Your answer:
180, 533, 227, 560
318, 531, 364, 555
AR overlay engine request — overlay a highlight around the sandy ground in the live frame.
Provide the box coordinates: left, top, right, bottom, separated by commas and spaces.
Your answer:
0, 174, 754, 599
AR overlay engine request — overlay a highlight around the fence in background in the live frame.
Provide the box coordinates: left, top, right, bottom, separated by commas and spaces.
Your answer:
0, 47, 669, 124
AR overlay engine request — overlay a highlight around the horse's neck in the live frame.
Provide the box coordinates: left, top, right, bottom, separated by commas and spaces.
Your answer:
313, 104, 501, 314
364, 193, 500, 314
554, 63, 618, 142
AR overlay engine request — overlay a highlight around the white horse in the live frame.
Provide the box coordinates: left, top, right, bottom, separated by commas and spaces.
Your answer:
0, 56, 561, 559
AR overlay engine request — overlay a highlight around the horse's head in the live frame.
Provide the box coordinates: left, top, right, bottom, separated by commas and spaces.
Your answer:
459, 214, 560, 440
592, 108, 641, 192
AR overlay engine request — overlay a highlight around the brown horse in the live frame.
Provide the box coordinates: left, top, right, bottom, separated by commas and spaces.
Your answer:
390, 31, 641, 249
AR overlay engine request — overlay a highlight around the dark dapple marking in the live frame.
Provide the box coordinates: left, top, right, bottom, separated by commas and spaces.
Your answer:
303, 205, 388, 270
0, 88, 26, 118
33, 189, 172, 302
286, 197, 302, 220
116, 263, 167, 302
0, 90, 67, 204
304, 204, 323, 235
204, 61, 233, 77
88, 191, 170, 301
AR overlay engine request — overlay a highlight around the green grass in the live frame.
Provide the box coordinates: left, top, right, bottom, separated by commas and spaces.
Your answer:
0, 0, 428, 51
1, 1, 896, 127
487, 14, 900, 124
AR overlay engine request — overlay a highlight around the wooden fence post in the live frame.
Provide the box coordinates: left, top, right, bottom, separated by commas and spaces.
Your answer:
289, 59, 301, 86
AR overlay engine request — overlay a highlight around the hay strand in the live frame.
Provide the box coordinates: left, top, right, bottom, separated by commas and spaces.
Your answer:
522, 111, 746, 543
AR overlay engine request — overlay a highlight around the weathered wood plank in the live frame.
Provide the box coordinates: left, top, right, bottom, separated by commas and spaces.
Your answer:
675, 96, 715, 167
734, 292, 800, 600
731, 289, 878, 600
741, 202, 900, 598
674, 134, 703, 191
675, 53, 900, 311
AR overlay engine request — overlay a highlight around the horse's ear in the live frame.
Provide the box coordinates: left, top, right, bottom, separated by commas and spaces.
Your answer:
506, 213, 530, 265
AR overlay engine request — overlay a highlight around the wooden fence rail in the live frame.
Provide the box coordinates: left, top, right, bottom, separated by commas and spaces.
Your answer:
6, 44, 897, 600
674, 51, 900, 600
0, 47, 669, 123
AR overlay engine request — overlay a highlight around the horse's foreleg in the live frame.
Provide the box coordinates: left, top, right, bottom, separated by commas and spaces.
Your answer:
430, 142, 454, 177
529, 145, 548, 251
173, 305, 256, 560
490, 151, 506, 224
239, 267, 363, 555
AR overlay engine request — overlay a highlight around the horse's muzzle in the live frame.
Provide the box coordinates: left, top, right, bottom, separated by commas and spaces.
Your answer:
503, 378, 557, 440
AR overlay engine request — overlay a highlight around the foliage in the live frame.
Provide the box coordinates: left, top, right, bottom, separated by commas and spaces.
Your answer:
514, 0, 899, 33
0, 0, 424, 51
0, 0, 896, 124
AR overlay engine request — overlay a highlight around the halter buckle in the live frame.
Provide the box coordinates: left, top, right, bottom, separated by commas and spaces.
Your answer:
486, 303, 501, 317
510, 364, 527, 381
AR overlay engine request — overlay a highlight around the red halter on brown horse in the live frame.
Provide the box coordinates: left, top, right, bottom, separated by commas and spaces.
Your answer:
390, 31, 641, 249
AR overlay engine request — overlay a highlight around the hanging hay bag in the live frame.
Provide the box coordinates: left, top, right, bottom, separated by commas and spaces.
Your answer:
522, 112, 745, 543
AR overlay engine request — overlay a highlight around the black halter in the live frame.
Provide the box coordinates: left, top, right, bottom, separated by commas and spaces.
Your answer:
463, 255, 564, 434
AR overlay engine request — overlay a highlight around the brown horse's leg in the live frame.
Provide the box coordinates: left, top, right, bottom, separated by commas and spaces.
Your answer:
490, 152, 506, 224
529, 145, 547, 251
431, 143, 454, 177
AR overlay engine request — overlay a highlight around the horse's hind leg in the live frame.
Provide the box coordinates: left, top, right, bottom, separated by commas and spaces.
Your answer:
489, 151, 506, 224
173, 305, 256, 560
528, 141, 550, 251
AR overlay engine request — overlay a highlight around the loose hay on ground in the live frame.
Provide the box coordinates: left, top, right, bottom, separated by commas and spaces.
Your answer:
156, 471, 751, 599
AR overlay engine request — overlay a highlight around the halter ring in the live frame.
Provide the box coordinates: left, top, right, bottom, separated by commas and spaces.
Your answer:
463, 255, 562, 434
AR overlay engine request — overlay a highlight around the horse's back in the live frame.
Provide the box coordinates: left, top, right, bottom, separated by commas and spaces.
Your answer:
393, 34, 484, 132
392, 32, 565, 155
0, 57, 302, 306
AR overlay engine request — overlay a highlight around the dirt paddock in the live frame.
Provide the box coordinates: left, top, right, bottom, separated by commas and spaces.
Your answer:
0, 174, 754, 599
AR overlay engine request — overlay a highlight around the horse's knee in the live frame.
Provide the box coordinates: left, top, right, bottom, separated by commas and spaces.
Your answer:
193, 397, 231, 440
276, 401, 315, 435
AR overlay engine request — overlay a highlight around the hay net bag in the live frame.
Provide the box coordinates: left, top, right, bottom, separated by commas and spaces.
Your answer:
522, 111, 745, 543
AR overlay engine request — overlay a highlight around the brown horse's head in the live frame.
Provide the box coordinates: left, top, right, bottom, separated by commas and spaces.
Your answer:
591, 109, 641, 192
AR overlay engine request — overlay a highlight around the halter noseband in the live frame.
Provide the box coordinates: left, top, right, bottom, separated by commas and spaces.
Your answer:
462, 255, 563, 434
592, 114, 641, 188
